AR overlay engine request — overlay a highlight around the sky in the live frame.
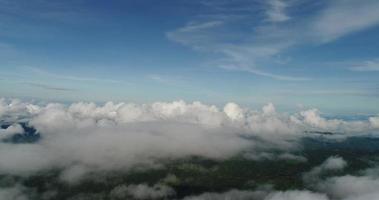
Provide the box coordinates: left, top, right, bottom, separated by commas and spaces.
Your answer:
0, 0, 378, 114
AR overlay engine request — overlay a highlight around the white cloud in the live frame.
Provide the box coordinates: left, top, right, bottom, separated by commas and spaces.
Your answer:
265, 0, 291, 22
0, 98, 377, 179
312, 0, 379, 43
223, 102, 244, 121
59, 164, 89, 184
27, 67, 125, 84
166, 3, 308, 81
244, 152, 307, 162
319, 175, 379, 199
0, 123, 24, 140
369, 116, 379, 128
265, 190, 328, 200
110, 184, 175, 200
0, 98, 40, 122
320, 156, 347, 171
176, 21, 224, 33
183, 189, 328, 200
167, 0, 379, 80
350, 60, 379, 72
303, 156, 347, 185
298, 109, 371, 133
316, 166, 379, 200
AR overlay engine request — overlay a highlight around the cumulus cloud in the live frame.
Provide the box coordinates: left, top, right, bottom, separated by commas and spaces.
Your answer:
0, 98, 377, 180
320, 157, 347, 170
0, 124, 24, 140
318, 175, 379, 200
223, 102, 244, 121
303, 156, 347, 185
0, 98, 40, 122
297, 109, 374, 133
369, 116, 379, 128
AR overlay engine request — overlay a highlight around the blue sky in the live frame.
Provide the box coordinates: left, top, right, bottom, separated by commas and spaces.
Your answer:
0, 0, 378, 114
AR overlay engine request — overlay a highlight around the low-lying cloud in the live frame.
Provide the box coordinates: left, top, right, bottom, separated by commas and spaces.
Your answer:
0, 98, 379, 178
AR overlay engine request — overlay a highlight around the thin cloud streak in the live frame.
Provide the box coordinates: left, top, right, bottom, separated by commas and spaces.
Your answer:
26, 67, 128, 84
350, 60, 379, 72
167, 0, 379, 81
265, 0, 291, 22
23, 82, 76, 92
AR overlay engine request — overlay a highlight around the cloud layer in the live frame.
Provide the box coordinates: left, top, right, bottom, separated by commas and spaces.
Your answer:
1, 98, 379, 177
1, 98, 379, 199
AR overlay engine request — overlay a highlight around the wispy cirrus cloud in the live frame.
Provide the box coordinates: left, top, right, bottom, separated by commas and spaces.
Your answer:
26, 67, 127, 84
277, 89, 379, 97
265, 0, 290, 22
166, 0, 302, 81
23, 82, 76, 92
147, 74, 186, 85
350, 60, 379, 72
311, 0, 379, 43
167, 0, 379, 81
167, 18, 306, 81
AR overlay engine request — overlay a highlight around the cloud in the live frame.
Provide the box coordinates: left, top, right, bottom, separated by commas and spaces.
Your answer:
183, 189, 328, 200
265, 190, 328, 200
26, 67, 125, 84
350, 60, 379, 72
0, 185, 29, 200
277, 153, 307, 162
181, 162, 379, 200
0, 124, 24, 140
166, 2, 308, 81
277, 89, 378, 97
110, 184, 175, 200
319, 156, 347, 171
303, 156, 347, 185
239, 67, 311, 81
318, 175, 379, 200
223, 102, 244, 121
167, 0, 379, 81
1, 97, 379, 200
24, 82, 76, 92
298, 109, 375, 132
312, 0, 379, 43
0, 98, 41, 122
314, 165, 379, 200
369, 116, 379, 128
176, 21, 224, 33
182, 188, 269, 200
0, 98, 378, 179
244, 152, 307, 162
265, 0, 291, 22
